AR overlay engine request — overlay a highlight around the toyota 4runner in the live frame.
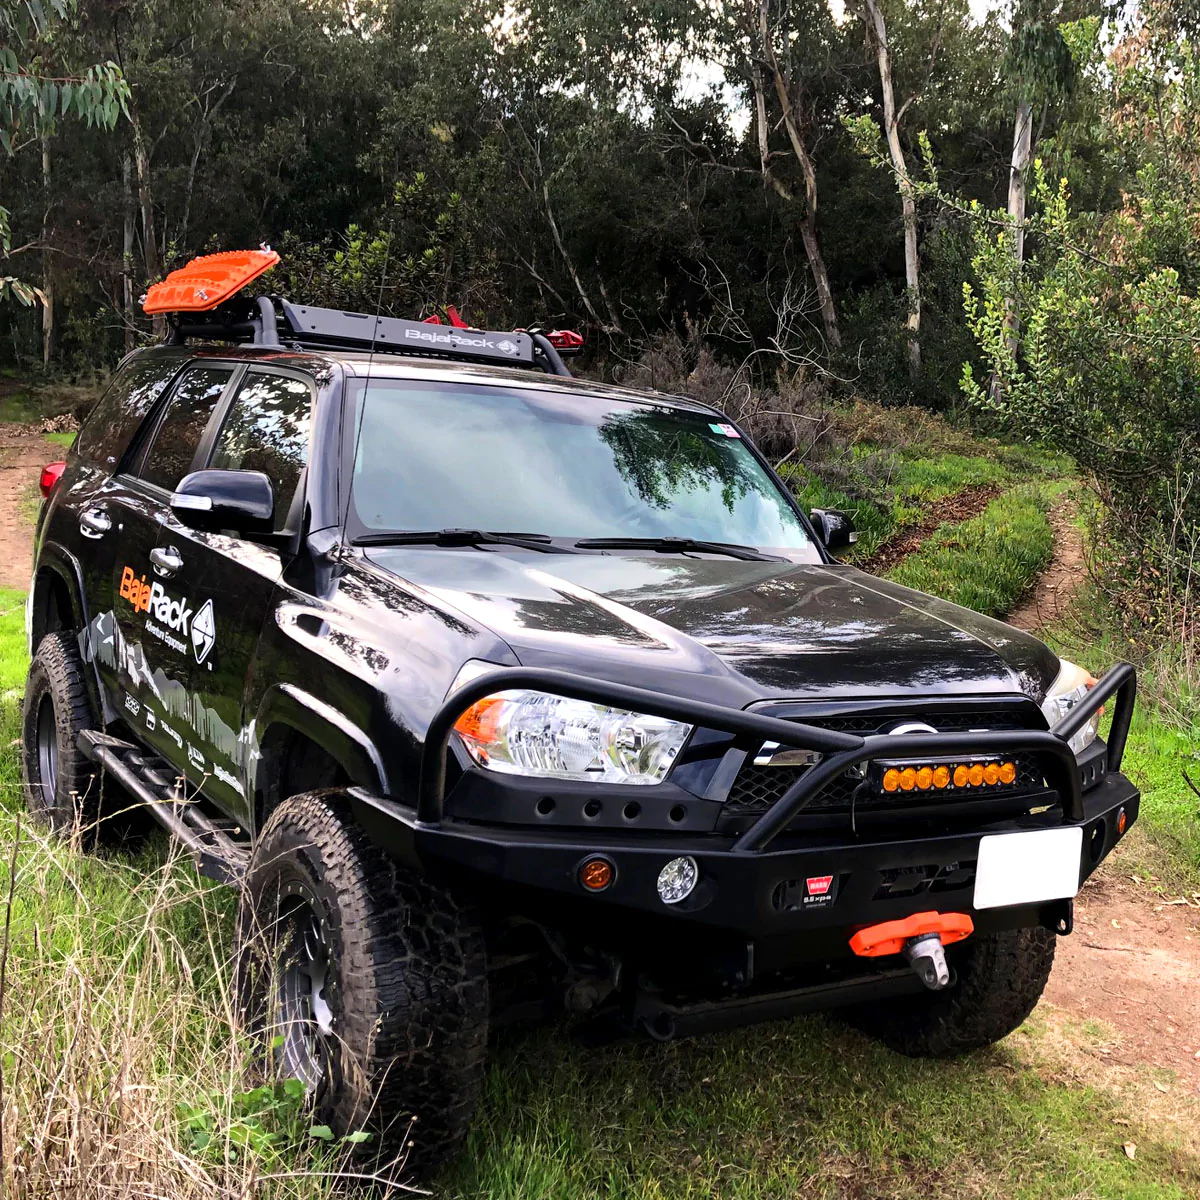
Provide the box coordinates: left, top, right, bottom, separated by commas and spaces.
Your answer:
22, 251, 1137, 1172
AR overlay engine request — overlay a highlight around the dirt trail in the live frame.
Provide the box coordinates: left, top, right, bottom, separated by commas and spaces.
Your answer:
860, 483, 1002, 574
1007, 499, 1085, 631
0, 422, 52, 590
1006, 500, 1200, 1098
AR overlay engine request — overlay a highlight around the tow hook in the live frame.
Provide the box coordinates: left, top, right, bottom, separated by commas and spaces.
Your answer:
847, 910, 974, 990
903, 931, 951, 990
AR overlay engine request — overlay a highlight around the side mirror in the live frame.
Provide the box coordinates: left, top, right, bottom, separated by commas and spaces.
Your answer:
171, 469, 275, 534
810, 507, 857, 554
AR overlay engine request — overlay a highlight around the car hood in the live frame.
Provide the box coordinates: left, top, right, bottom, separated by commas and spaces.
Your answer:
362, 549, 1060, 704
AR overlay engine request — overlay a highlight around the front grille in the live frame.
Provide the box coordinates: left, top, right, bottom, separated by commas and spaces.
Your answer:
724, 706, 1046, 818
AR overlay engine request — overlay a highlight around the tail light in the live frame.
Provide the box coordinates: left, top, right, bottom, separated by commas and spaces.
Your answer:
40, 461, 66, 499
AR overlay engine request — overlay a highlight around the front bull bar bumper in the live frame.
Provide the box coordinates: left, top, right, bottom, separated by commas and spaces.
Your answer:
350, 663, 1138, 949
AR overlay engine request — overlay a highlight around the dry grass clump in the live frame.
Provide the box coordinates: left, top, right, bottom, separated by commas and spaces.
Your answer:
616, 331, 841, 467
0, 810, 414, 1199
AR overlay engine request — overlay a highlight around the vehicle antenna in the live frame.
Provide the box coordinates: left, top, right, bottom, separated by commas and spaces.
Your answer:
341, 219, 395, 535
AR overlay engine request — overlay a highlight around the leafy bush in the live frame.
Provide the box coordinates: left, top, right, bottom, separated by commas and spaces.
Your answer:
962, 39, 1200, 635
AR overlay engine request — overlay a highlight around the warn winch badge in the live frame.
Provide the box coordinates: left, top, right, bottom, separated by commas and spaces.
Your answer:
803, 875, 836, 908
119, 565, 214, 663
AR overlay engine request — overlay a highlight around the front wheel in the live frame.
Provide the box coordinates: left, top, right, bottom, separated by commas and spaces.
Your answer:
845, 925, 1056, 1056
236, 791, 489, 1174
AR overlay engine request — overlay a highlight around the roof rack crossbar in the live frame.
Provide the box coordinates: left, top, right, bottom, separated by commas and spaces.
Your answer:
165, 296, 574, 377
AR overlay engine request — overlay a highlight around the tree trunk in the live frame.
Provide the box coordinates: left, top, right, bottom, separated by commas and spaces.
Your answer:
753, 2, 842, 349
132, 113, 165, 337
122, 153, 136, 354
1003, 96, 1034, 358
1008, 97, 1033, 265
40, 127, 54, 370
863, 0, 920, 374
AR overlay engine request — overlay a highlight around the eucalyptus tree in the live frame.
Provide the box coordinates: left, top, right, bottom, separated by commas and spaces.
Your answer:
1, 0, 127, 333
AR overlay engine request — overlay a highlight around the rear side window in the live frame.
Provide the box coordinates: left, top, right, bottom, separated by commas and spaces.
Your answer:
210, 372, 313, 531
73, 356, 181, 470
137, 367, 232, 492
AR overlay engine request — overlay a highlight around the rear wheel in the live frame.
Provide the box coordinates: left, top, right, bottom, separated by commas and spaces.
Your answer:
22, 631, 101, 833
846, 926, 1056, 1056
237, 791, 489, 1174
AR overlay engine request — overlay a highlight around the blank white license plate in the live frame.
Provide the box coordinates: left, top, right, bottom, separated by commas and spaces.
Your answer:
973, 827, 1084, 910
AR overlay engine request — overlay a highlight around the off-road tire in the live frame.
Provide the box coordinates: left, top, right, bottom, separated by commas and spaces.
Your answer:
237, 790, 489, 1174
22, 631, 102, 833
846, 926, 1056, 1056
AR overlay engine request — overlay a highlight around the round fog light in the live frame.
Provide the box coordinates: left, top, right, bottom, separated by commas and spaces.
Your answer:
657, 856, 698, 905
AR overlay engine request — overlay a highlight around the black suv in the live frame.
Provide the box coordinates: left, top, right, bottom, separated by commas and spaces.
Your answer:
22, 276, 1137, 1172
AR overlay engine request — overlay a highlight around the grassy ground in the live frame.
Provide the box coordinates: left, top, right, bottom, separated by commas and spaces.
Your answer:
2, 417, 1198, 1196
782, 407, 1069, 563
885, 483, 1063, 617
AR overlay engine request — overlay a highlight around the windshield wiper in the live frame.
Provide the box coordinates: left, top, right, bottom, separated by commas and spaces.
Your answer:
573, 536, 783, 562
354, 528, 582, 554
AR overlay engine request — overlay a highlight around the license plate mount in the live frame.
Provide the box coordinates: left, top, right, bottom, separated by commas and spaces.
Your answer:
973, 826, 1083, 910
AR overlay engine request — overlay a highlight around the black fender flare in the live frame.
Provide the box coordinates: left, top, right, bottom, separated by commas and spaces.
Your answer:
252, 683, 390, 799
29, 546, 107, 722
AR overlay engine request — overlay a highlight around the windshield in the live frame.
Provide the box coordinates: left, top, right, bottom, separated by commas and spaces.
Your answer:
346, 378, 820, 557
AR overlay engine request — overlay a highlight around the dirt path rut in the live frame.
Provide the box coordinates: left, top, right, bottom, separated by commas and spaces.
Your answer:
0, 423, 52, 590
1005, 500, 1200, 1100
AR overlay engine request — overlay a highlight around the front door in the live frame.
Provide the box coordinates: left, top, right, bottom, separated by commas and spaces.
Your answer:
110, 363, 237, 770
151, 366, 316, 823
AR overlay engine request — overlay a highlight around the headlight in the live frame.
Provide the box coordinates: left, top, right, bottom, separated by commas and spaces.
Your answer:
454, 690, 692, 784
1041, 659, 1100, 755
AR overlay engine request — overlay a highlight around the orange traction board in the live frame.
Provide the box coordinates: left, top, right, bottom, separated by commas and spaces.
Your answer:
848, 910, 974, 958
143, 249, 280, 314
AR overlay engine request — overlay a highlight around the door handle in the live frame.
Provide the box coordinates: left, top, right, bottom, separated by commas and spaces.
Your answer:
79, 507, 111, 538
149, 546, 184, 577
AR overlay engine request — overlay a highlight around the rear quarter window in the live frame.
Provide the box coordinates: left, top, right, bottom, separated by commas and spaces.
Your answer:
73, 356, 182, 471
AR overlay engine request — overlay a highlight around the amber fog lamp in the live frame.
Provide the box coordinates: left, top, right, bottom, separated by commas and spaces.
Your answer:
579, 857, 615, 892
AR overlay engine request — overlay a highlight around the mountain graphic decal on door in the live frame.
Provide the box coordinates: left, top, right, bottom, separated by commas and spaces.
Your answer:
192, 599, 216, 664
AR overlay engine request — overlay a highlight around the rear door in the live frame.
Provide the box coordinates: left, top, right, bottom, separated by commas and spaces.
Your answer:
110, 363, 238, 766
63, 354, 186, 702
151, 366, 316, 822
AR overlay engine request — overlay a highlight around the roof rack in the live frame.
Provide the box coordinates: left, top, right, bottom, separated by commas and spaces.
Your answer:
146, 250, 579, 377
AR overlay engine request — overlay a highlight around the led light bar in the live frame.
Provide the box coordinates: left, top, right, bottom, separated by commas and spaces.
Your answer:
872, 757, 1019, 795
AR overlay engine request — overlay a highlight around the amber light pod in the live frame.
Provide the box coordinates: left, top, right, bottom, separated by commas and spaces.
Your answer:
932, 765, 951, 789
953, 764, 969, 787
916, 766, 934, 791
967, 763, 985, 787
882, 768, 901, 792
983, 762, 1001, 785
899, 767, 917, 791
999, 761, 1017, 785
579, 857, 615, 892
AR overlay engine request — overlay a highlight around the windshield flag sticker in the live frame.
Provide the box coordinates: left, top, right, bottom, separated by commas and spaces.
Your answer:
710, 422, 741, 438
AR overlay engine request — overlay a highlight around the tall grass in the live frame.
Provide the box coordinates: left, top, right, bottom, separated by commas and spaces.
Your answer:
0, 593, 415, 1197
